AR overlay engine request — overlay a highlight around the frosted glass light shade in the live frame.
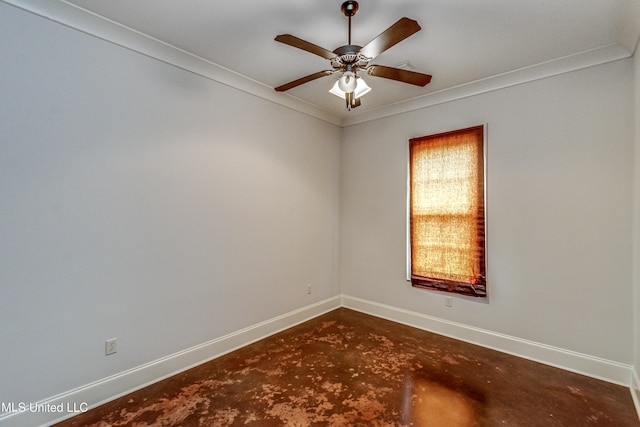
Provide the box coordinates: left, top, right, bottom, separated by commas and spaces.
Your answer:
329, 77, 371, 99
338, 71, 357, 92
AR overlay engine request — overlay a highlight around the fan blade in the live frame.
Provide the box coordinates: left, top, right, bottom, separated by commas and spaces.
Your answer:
275, 34, 336, 60
360, 18, 421, 59
275, 70, 335, 92
367, 65, 432, 86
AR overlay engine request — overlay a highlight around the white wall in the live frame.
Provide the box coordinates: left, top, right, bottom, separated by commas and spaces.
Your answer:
2, 0, 638, 422
0, 2, 340, 409
340, 59, 635, 366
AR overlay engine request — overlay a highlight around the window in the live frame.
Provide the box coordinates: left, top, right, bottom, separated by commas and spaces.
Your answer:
409, 125, 486, 297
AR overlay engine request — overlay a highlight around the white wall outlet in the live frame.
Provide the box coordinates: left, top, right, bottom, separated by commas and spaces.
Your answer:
105, 338, 118, 356
307, 284, 312, 294
445, 297, 453, 308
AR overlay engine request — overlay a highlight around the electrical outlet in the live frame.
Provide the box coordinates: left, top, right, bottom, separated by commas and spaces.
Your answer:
307, 284, 312, 294
105, 338, 118, 356
445, 297, 453, 308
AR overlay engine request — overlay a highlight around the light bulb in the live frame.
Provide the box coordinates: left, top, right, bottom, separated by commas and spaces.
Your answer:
338, 71, 357, 93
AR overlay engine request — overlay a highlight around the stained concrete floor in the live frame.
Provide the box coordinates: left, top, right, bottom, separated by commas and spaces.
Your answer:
55, 308, 639, 426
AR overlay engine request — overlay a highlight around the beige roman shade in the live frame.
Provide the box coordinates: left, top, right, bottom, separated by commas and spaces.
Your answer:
409, 125, 486, 297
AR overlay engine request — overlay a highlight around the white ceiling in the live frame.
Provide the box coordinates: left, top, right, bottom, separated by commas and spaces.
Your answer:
7, 0, 640, 125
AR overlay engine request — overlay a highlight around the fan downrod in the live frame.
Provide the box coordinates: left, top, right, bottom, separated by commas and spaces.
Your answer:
341, 1, 359, 17
341, 1, 359, 45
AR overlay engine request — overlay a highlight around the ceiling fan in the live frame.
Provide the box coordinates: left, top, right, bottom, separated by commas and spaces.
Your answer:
274, 0, 432, 110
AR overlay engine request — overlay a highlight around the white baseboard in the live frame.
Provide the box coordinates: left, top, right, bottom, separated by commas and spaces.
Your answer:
0, 296, 341, 427
2, 294, 634, 426
632, 369, 640, 420
341, 295, 633, 387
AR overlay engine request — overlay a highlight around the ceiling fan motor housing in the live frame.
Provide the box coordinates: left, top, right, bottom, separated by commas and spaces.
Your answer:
332, 45, 370, 70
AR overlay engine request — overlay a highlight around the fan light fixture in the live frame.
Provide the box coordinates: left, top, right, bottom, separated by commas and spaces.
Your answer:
329, 76, 371, 99
329, 75, 371, 110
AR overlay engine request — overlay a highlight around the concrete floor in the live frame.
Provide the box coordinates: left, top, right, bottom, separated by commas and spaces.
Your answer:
55, 308, 640, 426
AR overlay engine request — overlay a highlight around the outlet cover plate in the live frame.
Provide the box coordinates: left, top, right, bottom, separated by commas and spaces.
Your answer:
105, 338, 118, 355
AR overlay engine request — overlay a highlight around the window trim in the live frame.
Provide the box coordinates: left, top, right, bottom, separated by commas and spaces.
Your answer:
406, 125, 488, 298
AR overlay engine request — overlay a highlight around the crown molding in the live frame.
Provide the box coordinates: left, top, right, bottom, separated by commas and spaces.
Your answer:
1, 0, 344, 127
2, 0, 635, 129
341, 42, 632, 127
